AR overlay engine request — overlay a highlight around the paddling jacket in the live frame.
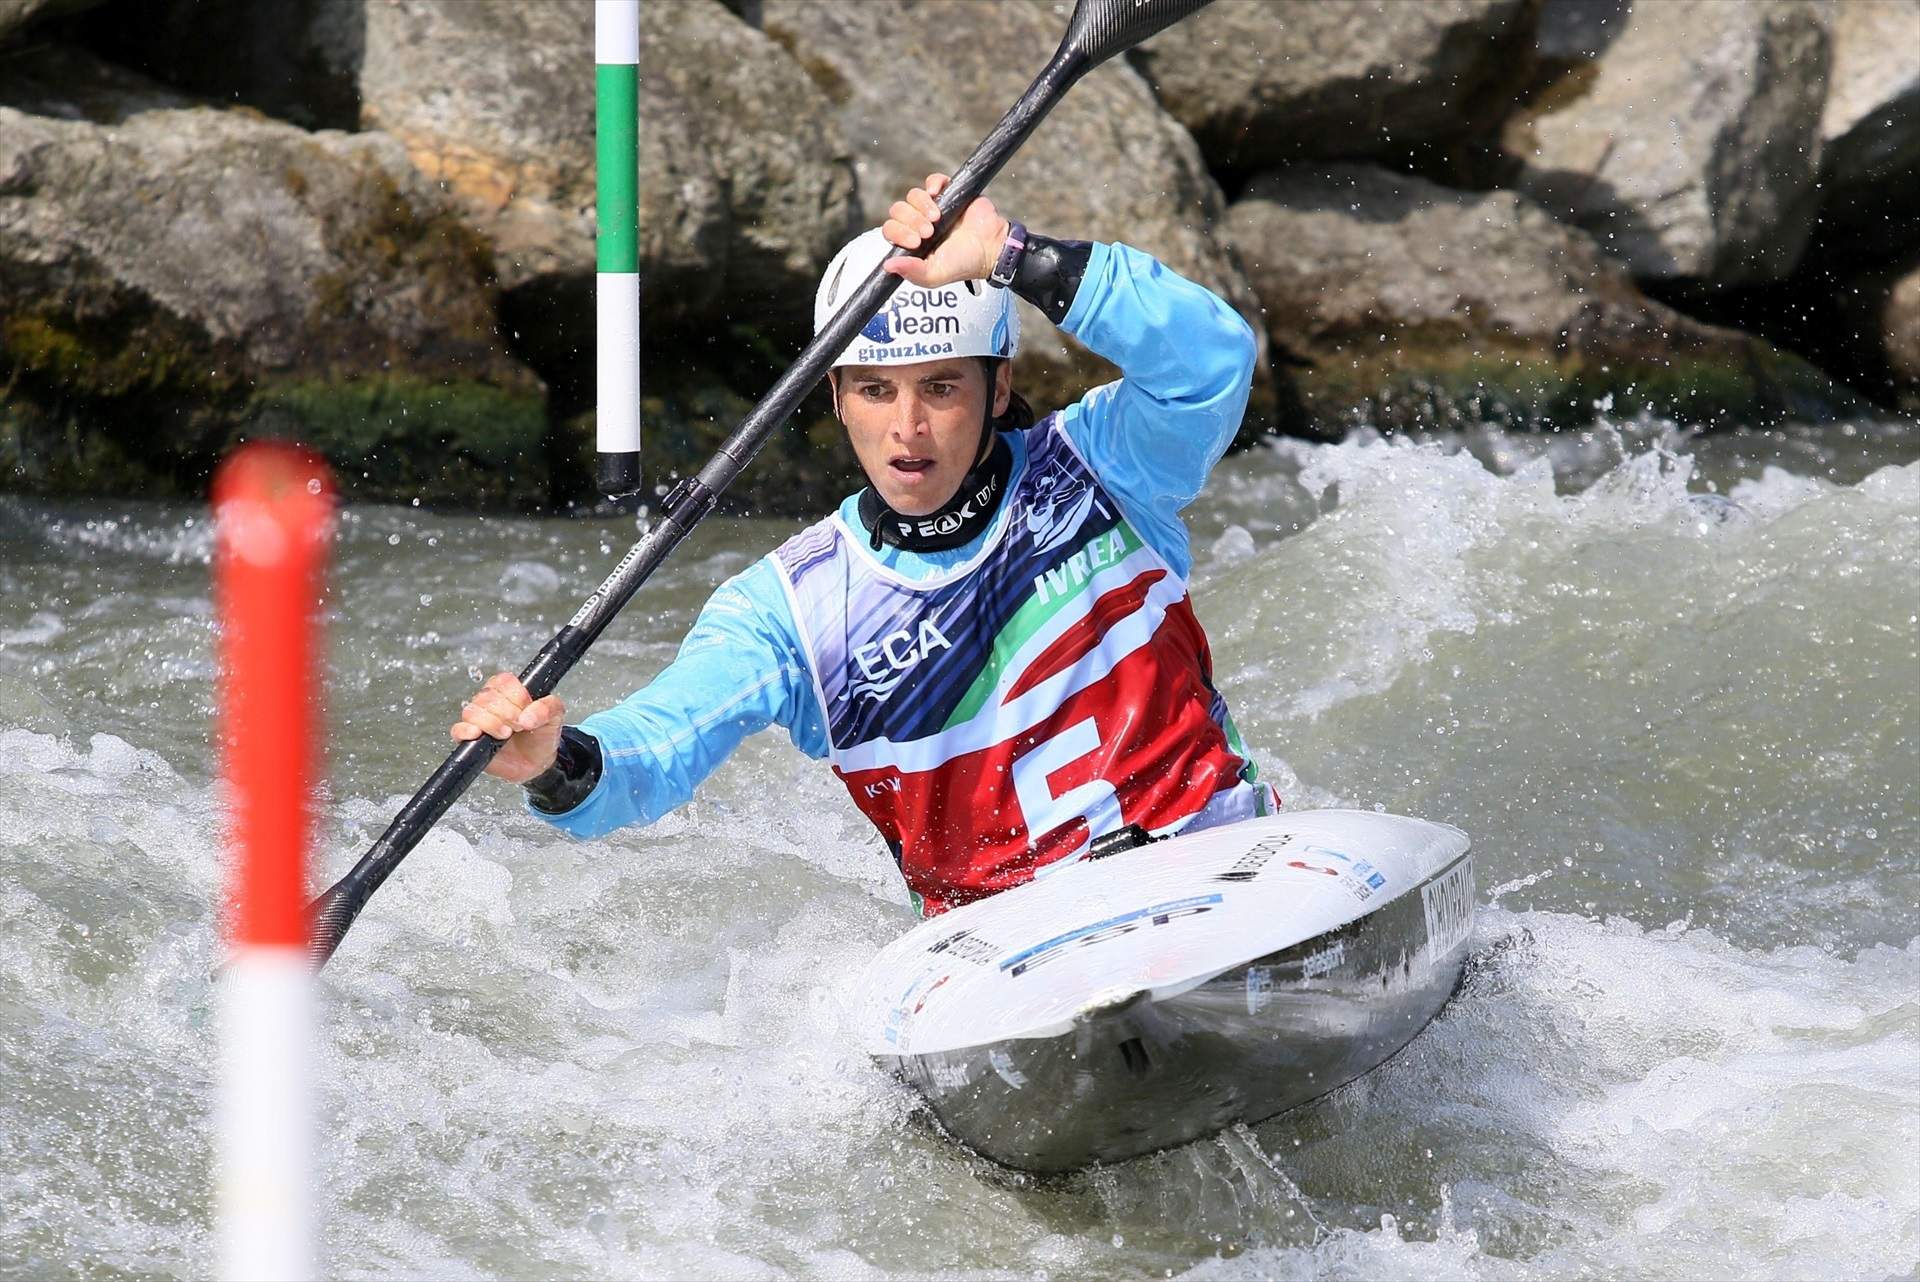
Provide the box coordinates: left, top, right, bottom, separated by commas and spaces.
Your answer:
533, 242, 1271, 913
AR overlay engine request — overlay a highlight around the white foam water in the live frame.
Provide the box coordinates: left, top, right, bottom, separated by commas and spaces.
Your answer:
0, 422, 1914, 1279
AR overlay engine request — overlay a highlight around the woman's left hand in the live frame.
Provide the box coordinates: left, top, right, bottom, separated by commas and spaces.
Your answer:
881, 172, 1012, 288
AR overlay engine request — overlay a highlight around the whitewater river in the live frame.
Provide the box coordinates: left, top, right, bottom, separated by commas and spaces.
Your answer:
2, 420, 1915, 1280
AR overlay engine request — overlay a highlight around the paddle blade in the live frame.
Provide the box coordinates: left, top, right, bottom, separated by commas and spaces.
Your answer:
1061, 0, 1217, 67
307, 878, 354, 969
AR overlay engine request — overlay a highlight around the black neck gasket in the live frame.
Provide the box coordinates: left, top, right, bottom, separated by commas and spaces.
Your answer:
857, 434, 1013, 552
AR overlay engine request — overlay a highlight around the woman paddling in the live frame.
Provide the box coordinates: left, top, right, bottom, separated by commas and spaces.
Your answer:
453, 175, 1274, 916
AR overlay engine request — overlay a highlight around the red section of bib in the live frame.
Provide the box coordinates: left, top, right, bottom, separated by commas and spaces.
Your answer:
836, 599, 1244, 915
1004, 569, 1166, 701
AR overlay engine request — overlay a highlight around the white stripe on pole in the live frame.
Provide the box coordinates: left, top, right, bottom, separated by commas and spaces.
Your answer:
596, 0, 639, 64
217, 948, 313, 1282
597, 273, 642, 455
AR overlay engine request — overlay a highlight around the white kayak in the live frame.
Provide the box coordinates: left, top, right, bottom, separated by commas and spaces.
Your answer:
856, 809, 1474, 1171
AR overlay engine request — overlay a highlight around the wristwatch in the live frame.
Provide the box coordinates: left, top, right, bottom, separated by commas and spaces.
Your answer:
988, 220, 1027, 289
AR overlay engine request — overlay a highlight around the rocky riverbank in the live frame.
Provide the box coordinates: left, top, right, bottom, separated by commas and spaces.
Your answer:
1, 0, 1914, 512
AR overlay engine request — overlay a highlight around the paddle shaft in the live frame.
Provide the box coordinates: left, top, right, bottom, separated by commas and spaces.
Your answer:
308, 0, 1216, 968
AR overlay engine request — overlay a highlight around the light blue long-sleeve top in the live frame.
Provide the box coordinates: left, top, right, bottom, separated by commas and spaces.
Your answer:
537, 241, 1258, 837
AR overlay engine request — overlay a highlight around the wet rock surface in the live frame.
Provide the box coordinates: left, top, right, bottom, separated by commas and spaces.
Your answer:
1227, 165, 1852, 435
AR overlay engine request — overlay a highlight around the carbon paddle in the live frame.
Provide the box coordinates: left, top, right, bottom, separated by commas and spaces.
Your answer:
308, 0, 1219, 968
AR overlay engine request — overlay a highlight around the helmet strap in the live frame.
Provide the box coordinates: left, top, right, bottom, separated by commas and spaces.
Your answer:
973, 357, 1004, 467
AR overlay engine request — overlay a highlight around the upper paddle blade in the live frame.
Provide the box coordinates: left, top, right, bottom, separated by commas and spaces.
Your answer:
1060, 0, 1217, 68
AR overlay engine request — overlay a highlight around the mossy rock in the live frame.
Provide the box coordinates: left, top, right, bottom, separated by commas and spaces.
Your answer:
0, 302, 248, 493
0, 399, 181, 498
0, 326, 551, 508
245, 376, 548, 509
0, 306, 244, 450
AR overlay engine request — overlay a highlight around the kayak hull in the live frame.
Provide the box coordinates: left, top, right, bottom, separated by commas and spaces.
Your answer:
859, 810, 1474, 1171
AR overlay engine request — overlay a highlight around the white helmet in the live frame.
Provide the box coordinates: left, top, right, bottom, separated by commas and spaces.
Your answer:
814, 228, 1020, 370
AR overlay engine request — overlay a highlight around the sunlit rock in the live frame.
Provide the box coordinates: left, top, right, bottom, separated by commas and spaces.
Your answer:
0, 47, 545, 504
1501, 0, 1830, 283
364, 0, 855, 322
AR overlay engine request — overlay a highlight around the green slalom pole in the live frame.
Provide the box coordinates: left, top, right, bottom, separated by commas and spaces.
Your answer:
596, 0, 642, 497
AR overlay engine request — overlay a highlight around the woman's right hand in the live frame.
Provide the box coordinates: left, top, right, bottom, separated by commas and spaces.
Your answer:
881, 172, 1011, 289
451, 672, 567, 783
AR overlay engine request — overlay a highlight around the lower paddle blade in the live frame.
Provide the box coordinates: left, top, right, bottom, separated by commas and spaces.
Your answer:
307, 878, 356, 969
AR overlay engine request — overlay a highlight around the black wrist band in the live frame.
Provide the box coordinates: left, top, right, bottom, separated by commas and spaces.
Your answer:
524, 726, 604, 814
1011, 234, 1094, 325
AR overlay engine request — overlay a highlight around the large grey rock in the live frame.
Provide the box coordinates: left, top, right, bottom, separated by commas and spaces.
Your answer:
356, 0, 853, 315
1502, 0, 1830, 283
1226, 164, 1852, 433
762, 0, 1271, 419
627, 0, 856, 317
1820, 0, 1920, 190
352, 0, 598, 295
1132, 0, 1529, 172
65, 0, 856, 321
0, 48, 545, 504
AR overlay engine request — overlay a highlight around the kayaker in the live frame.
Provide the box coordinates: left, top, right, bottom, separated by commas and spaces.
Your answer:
453, 174, 1274, 915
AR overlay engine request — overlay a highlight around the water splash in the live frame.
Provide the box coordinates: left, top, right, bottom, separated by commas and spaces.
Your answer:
1, 421, 1916, 1278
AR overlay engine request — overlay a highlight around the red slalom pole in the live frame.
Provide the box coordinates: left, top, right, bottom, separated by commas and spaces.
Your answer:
212, 442, 334, 1282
